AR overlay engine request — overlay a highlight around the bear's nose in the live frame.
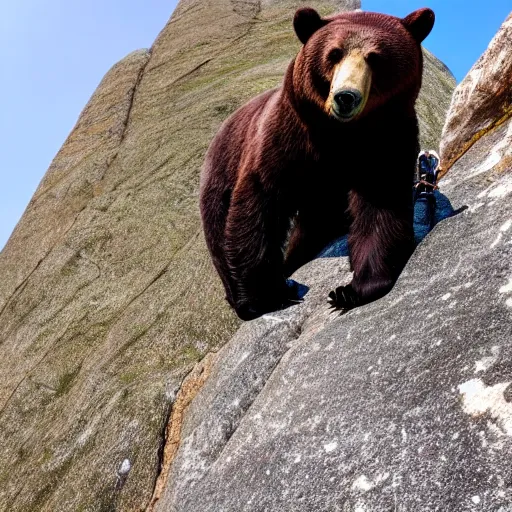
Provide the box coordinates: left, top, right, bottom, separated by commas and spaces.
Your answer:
333, 89, 363, 117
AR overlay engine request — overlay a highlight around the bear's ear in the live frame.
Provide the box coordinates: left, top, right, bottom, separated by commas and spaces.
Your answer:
293, 8, 328, 45
402, 8, 435, 43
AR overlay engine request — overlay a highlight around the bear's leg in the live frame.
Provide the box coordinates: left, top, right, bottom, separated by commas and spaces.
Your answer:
201, 182, 238, 307
329, 190, 414, 310
284, 213, 348, 276
224, 174, 296, 320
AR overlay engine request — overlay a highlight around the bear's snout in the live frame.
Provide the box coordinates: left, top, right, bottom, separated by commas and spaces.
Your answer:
333, 89, 363, 118
327, 50, 371, 122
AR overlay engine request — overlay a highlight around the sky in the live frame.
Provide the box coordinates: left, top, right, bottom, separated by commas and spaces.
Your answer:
0, 1, 510, 250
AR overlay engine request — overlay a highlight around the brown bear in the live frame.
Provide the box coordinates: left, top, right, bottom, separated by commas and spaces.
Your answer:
200, 7, 435, 320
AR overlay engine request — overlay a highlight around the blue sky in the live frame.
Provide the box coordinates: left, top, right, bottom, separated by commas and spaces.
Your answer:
1, 1, 510, 250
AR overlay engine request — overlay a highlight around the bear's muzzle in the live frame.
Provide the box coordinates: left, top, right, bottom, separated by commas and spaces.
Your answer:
327, 51, 371, 122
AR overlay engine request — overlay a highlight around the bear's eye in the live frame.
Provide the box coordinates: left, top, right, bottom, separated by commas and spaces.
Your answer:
327, 48, 344, 63
366, 52, 381, 66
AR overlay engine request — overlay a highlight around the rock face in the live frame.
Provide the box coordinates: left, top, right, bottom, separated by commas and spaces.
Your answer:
440, 13, 512, 174
0, 0, 454, 510
155, 13, 512, 512
417, 49, 456, 151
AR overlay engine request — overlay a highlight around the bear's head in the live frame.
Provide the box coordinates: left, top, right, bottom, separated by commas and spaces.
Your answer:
292, 7, 435, 123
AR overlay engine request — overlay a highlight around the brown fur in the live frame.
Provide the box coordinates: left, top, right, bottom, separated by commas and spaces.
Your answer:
200, 7, 435, 320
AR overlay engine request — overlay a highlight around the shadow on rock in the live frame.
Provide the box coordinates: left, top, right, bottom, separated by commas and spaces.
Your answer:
284, 279, 310, 301
413, 190, 467, 244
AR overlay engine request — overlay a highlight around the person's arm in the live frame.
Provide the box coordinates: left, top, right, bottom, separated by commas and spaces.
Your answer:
418, 180, 437, 189
431, 151, 440, 171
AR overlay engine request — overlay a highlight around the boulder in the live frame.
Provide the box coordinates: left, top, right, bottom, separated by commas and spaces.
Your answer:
440, 13, 512, 174
0, 0, 454, 510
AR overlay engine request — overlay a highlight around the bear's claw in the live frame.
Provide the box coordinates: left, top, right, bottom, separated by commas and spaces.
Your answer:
327, 284, 359, 311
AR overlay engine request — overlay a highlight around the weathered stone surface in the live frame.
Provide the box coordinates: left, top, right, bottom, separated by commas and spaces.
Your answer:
0, 49, 150, 314
440, 13, 512, 173
417, 49, 456, 151
0, 0, 454, 510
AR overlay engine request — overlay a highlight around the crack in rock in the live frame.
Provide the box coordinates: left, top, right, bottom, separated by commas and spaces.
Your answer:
146, 352, 217, 512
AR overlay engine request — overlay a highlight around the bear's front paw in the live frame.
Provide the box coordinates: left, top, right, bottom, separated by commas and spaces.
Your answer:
234, 281, 307, 321
235, 303, 265, 321
328, 284, 359, 311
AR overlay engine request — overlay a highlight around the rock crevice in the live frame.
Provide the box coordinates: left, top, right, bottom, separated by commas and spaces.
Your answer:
147, 352, 216, 512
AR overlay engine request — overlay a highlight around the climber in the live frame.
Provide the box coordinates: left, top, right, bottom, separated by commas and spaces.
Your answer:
414, 149, 440, 228
418, 149, 440, 180
414, 149, 440, 201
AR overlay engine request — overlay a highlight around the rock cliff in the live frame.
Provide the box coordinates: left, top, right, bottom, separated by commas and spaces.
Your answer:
440, 13, 512, 174
0, 0, 456, 510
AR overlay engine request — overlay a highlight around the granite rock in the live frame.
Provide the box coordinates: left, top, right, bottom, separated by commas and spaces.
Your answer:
440, 13, 512, 174
160, 117, 512, 512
